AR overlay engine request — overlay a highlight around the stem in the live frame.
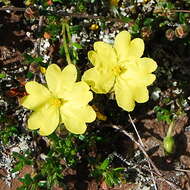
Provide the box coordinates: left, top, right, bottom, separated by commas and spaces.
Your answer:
61, 22, 72, 65
65, 23, 77, 64
65, 23, 72, 43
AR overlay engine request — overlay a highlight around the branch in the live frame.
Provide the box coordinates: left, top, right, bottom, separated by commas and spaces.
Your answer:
112, 125, 181, 190
112, 124, 161, 176
128, 113, 158, 190
0, 6, 125, 23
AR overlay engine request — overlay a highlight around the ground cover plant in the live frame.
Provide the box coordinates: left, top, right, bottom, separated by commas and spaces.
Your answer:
0, 0, 190, 189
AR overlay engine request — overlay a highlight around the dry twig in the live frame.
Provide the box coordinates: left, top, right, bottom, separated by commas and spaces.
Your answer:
128, 113, 158, 190
112, 124, 180, 190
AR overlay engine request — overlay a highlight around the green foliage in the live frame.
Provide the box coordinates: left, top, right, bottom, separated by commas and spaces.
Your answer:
0, 125, 18, 144
49, 133, 78, 166
91, 156, 125, 187
44, 21, 62, 41
40, 156, 64, 188
12, 151, 33, 173
154, 106, 173, 124
0, 113, 19, 144
0, 73, 6, 79
23, 54, 44, 64
17, 174, 37, 190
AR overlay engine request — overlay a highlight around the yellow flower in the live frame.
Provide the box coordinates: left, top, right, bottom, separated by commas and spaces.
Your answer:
20, 64, 96, 136
82, 31, 157, 112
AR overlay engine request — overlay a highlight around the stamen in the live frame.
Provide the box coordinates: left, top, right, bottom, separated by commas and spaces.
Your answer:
112, 65, 126, 76
51, 98, 62, 107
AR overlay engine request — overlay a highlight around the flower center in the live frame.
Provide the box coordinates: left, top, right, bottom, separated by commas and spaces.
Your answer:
51, 97, 62, 107
112, 65, 126, 76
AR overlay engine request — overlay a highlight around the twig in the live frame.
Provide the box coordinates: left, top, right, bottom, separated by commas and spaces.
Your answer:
112, 125, 180, 190
1, 6, 190, 14
172, 9, 190, 13
38, 15, 44, 33
128, 114, 144, 147
128, 114, 158, 190
157, 177, 181, 190
0, 6, 125, 23
112, 124, 162, 176
141, 166, 181, 190
0, 7, 25, 12
174, 168, 190, 173
36, 16, 44, 57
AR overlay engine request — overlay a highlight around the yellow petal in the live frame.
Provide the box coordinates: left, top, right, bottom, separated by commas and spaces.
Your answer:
82, 67, 115, 93
132, 85, 149, 103
142, 74, 156, 86
114, 31, 131, 62
114, 78, 135, 112
121, 60, 156, 86
27, 103, 59, 136
60, 104, 96, 134
20, 81, 51, 110
114, 31, 145, 61
88, 51, 97, 66
64, 119, 87, 134
128, 38, 144, 58
63, 81, 93, 106
45, 64, 77, 97
90, 42, 117, 68
137, 58, 157, 73
80, 105, 96, 123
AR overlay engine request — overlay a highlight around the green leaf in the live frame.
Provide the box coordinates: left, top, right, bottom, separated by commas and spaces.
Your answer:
144, 18, 154, 26
100, 158, 110, 170
12, 162, 23, 173
23, 54, 34, 63
121, 16, 132, 23
70, 25, 82, 34
52, 0, 63, 2
0, 73, 6, 78
72, 42, 83, 49
24, 54, 43, 64
37, 181, 47, 187
27, 72, 34, 79
131, 24, 140, 35
78, 135, 85, 140
20, 174, 33, 185
104, 172, 114, 186
16, 186, 27, 190
113, 167, 124, 172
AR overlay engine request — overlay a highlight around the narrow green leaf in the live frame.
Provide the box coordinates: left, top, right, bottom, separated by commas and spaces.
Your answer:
0, 73, 6, 78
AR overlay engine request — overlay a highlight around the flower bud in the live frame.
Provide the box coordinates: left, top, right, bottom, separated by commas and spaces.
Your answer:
163, 136, 175, 155
175, 24, 189, 39
89, 24, 99, 31
165, 29, 175, 41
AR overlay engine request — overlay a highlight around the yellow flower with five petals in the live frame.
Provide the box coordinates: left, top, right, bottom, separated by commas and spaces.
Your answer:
20, 64, 96, 136
82, 31, 157, 112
